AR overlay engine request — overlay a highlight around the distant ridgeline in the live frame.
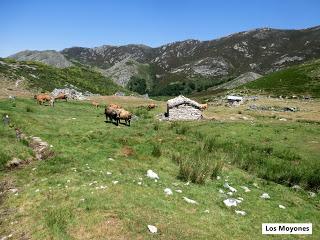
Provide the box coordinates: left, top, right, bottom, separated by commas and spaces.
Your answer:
7, 25, 320, 96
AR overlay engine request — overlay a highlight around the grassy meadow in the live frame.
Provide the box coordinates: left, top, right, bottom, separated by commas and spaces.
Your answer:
0, 97, 319, 239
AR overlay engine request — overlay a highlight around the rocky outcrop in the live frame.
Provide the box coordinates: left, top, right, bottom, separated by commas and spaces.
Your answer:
51, 86, 99, 100
9, 50, 72, 68
100, 58, 140, 87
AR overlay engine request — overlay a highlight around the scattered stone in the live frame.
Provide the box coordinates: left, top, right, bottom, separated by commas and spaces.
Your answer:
112, 181, 119, 185
223, 198, 240, 207
6, 158, 23, 168
260, 193, 270, 199
308, 192, 316, 198
291, 185, 302, 191
235, 210, 246, 216
227, 192, 233, 196
29, 136, 54, 161
106, 171, 112, 175
146, 169, 159, 180
240, 186, 251, 192
147, 225, 157, 234
9, 188, 18, 194
219, 189, 224, 194
164, 188, 173, 195
32, 168, 37, 171
108, 157, 115, 161
175, 189, 182, 193
204, 209, 210, 213
184, 181, 190, 186
216, 176, 221, 180
183, 197, 198, 204
80, 198, 85, 202
224, 182, 237, 192
35, 189, 40, 193
253, 183, 260, 188
279, 118, 287, 121
137, 182, 142, 185
279, 205, 286, 209
237, 197, 244, 201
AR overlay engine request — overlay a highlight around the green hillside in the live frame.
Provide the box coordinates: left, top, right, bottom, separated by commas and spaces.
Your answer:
0, 58, 127, 95
241, 59, 320, 97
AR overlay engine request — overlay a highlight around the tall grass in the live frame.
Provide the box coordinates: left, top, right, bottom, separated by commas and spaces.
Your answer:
151, 143, 161, 157
191, 131, 320, 190
178, 150, 224, 184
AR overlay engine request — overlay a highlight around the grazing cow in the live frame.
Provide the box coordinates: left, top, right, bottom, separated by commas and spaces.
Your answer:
54, 93, 68, 101
92, 101, 99, 108
117, 108, 132, 126
199, 103, 208, 111
36, 94, 54, 107
147, 103, 156, 110
109, 103, 122, 109
105, 106, 120, 125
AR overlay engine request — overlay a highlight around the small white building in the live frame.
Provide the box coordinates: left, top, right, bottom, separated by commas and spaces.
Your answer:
227, 95, 243, 106
166, 95, 203, 120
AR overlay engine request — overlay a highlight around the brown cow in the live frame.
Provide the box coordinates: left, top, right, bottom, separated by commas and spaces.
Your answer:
116, 108, 132, 126
36, 94, 54, 107
109, 103, 122, 109
92, 101, 99, 108
147, 103, 156, 110
54, 93, 68, 101
199, 103, 208, 111
105, 106, 120, 125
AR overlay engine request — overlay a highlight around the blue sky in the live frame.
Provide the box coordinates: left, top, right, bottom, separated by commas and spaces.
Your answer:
0, 0, 319, 57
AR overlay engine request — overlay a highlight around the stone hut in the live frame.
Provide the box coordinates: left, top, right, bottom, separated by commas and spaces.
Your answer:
166, 95, 203, 120
227, 95, 243, 106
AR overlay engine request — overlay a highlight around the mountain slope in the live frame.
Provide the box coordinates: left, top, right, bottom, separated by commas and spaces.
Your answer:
9, 25, 320, 95
241, 59, 320, 97
9, 50, 73, 68
0, 58, 127, 96
211, 72, 263, 90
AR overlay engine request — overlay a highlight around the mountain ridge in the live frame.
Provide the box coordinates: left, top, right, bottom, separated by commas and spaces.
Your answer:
8, 25, 320, 95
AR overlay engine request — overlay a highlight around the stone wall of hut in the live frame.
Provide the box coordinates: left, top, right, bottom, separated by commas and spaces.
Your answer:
168, 104, 202, 120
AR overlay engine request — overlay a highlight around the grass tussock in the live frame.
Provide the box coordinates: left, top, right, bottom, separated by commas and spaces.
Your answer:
151, 143, 161, 157
178, 150, 224, 184
25, 106, 34, 112
45, 207, 74, 239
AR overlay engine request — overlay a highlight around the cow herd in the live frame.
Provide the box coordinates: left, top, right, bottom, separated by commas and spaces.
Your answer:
33, 93, 68, 107
33, 93, 159, 127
